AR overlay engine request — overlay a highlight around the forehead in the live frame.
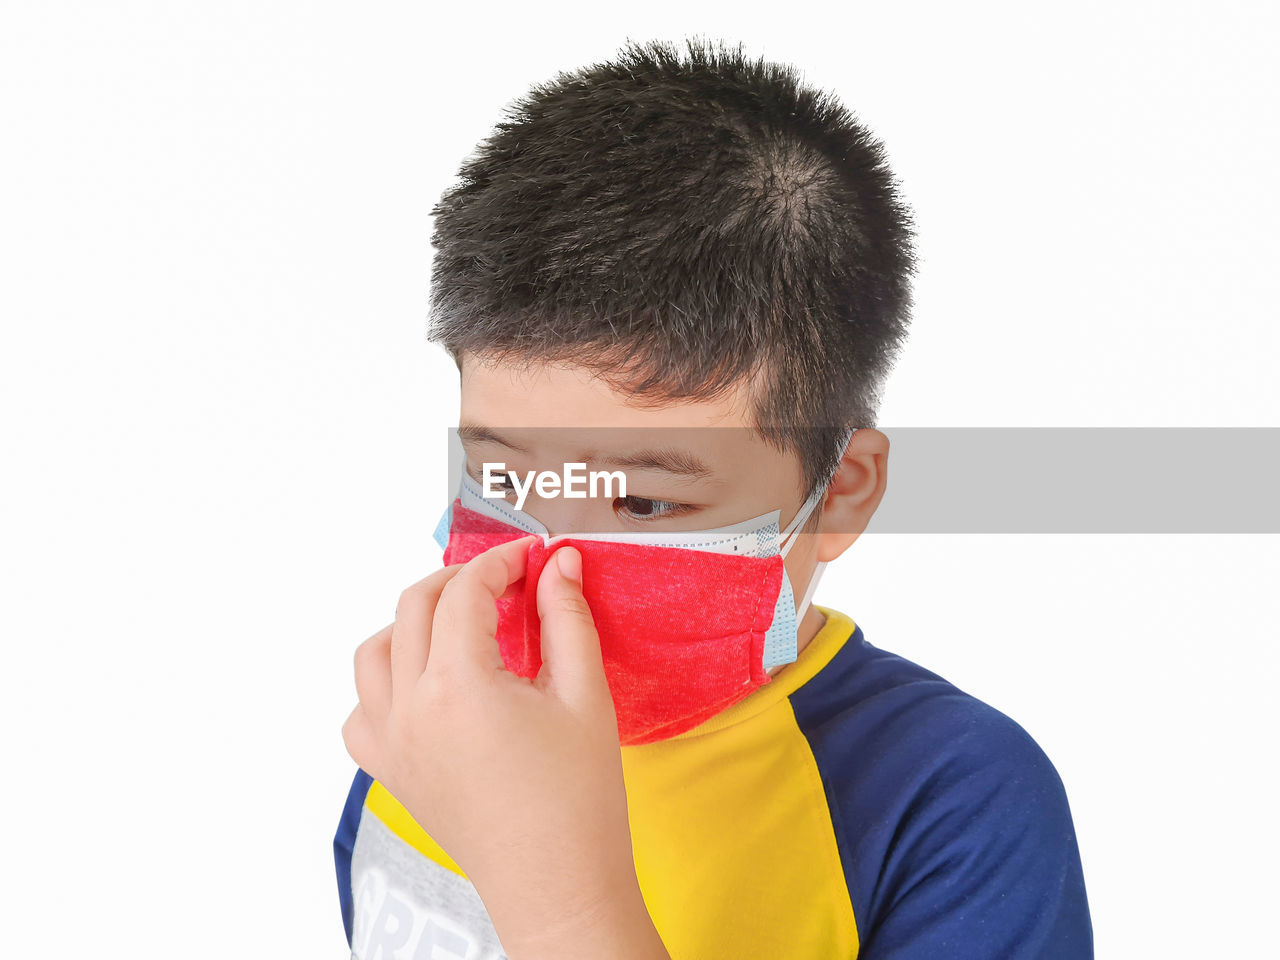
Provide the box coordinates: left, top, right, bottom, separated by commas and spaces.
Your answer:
459, 354, 753, 429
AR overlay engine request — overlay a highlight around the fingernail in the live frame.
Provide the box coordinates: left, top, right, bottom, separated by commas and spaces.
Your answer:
555, 546, 582, 585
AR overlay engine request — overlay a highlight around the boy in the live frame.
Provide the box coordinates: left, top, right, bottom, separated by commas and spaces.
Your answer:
334, 38, 1092, 959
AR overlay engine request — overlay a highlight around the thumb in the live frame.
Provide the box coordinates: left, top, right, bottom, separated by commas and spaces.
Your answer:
535, 546, 610, 709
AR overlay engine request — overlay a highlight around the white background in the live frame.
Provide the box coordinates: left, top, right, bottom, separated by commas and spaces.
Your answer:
2, 2, 1276, 956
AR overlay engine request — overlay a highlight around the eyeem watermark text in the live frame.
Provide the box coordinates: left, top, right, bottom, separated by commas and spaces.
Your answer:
482, 462, 627, 511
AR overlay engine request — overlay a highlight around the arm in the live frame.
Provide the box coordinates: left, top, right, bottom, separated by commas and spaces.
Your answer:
500, 879, 671, 960
340, 538, 672, 960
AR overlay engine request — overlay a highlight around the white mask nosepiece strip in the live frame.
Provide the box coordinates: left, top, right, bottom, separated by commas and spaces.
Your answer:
439, 469, 785, 557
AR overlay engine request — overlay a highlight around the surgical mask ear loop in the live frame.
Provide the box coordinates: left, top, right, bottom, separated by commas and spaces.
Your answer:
775, 486, 829, 626
779, 426, 850, 558
779, 434, 848, 616
783, 425, 856, 583
779, 484, 827, 559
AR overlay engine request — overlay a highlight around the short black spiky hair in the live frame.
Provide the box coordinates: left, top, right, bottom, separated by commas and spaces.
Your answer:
428, 37, 919, 499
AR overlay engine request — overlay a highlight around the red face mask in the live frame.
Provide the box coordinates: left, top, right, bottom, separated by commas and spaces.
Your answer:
439, 501, 790, 745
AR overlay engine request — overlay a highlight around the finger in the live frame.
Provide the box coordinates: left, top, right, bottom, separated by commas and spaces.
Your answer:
390, 564, 464, 709
429, 535, 536, 680
534, 545, 611, 710
341, 702, 382, 775
354, 625, 393, 725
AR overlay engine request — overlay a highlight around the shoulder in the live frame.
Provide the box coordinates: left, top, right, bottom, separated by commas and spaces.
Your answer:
790, 619, 1068, 798
788, 621, 1092, 958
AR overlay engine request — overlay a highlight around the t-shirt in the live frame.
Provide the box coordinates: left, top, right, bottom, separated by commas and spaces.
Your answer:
333, 607, 1093, 958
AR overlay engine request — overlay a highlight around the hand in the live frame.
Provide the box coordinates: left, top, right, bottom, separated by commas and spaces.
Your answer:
341, 536, 671, 960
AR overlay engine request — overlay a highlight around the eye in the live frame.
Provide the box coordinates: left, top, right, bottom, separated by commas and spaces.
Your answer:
467, 466, 516, 496
613, 495, 693, 523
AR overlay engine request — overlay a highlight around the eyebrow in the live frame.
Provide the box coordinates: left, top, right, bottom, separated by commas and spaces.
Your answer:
457, 424, 714, 479
594, 448, 714, 479
457, 423, 532, 454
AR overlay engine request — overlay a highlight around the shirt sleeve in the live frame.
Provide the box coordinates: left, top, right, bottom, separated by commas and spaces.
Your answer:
333, 767, 374, 949
833, 694, 1093, 959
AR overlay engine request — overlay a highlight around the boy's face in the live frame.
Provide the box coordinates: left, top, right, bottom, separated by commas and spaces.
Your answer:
456, 353, 825, 645
458, 353, 812, 531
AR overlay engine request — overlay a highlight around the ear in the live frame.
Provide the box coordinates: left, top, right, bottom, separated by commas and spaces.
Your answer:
815, 428, 889, 562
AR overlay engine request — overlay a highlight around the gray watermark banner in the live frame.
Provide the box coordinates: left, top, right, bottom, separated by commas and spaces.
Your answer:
439, 427, 1280, 534
869, 427, 1280, 533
